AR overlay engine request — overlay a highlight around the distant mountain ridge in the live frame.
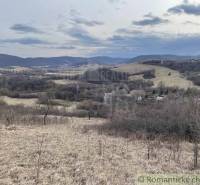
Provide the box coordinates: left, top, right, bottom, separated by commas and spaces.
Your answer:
0, 54, 200, 68
0, 54, 128, 68
128, 55, 200, 63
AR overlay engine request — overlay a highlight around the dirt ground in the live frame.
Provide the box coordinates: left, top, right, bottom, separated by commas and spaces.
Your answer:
0, 117, 199, 185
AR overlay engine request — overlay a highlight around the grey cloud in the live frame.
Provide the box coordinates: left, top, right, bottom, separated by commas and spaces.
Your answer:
58, 26, 101, 46
93, 32, 200, 57
10, 24, 43, 34
71, 17, 104, 27
184, 21, 200, 25
2, 36, 76, 50
69, 8, 103, 27
69, 27, 100, 45
133, 14, 169, 26
1, 38, 49, 45
54, 45, 76, 50
168, 3, 200, 16
116, 28, 142, 35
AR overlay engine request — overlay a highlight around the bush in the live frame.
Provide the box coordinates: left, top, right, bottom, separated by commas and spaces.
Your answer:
188, 75, 200, 86
102, 97, 200, 141
0, 99, 7, 106
53, 83, 105, 102
18, 93, 39, 99
0, 76, 55, 94
126, 80, 153, 90
77, 100, 110, 118
143, 70, 156, 79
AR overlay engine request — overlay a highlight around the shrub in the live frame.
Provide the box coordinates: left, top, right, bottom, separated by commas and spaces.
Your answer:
0, 76, 54, 94
102, 97, 200, 141
77, 100, 110, 118
143, 70, 156, 79
0, 99, 7, 106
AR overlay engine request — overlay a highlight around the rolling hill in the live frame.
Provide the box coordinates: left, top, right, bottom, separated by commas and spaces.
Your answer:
0, 54, 128, 68
1, 53, 200, 68
115, 63, 199, 89
128, 54, 198, 63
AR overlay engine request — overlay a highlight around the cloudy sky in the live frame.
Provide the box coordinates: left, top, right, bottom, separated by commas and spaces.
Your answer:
1, 0, 200, 57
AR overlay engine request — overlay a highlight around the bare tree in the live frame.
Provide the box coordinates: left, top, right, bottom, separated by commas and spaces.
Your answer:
38, 93, 53, 125
43, 101, 51, 125
187, 97, 200, 169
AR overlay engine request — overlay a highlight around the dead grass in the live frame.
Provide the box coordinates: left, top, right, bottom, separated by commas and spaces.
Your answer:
0, 96, 38, 106
115, 63, 199, 89
0, 118, 200, 185
46, 64, 103, 78
0, 66, 32, 72
52, 80, 78, 85
0, 96, 78, 114
115, 64, 154, 74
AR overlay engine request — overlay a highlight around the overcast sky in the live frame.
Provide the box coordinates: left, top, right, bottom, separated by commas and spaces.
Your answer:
1, 0, 200, 57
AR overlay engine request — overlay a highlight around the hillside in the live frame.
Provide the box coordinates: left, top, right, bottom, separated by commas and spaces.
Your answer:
0, 54, 26, 67
0, 118, 197, 185
1, 53, 200, 68
115, 63, 198, 89
0, 54, 128, 68
128, 55, 196, 63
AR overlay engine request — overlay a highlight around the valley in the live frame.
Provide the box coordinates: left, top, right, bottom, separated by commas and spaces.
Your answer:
0, 54, 200, 184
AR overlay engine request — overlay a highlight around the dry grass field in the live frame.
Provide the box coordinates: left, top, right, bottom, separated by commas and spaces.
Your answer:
46, 64, 101, 78
0, 96, 76, 109
115, 63, 198, 89
0, 117, 199, 185
115, 64, 155, 74
0, 96, 38, 106
52, 80, 78, 85
0, 66, 32, 73
45, 71, 82, 77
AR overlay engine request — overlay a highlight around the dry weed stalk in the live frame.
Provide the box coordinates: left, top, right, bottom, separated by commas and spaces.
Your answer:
146, 138, 153, 160
87, 133, 90, 159
98, 139, 103, 156
35, 134, 47, 185
193, 141, 198, 169
166, 137, 182, 163
125, 132, 129, 154
4, 108, 15, 126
